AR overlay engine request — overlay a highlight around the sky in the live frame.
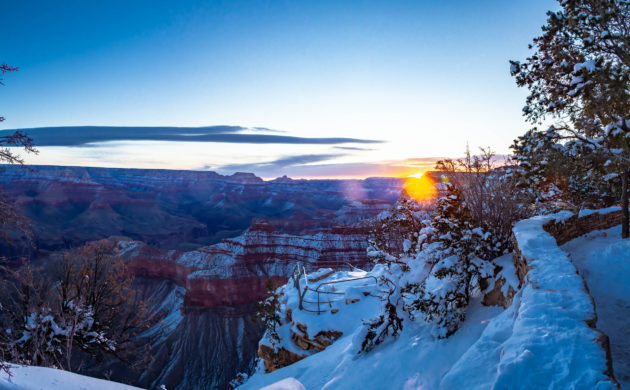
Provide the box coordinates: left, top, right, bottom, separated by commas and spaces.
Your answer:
0, 0, 558, 179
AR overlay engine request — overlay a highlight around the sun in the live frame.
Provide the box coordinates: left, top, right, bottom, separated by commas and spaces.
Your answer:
404, 172, 437, 202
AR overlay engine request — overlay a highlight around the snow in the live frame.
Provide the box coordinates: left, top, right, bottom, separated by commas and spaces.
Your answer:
0, 365, 142, 390
506, 213, 617, 389
286, 267, 385, 338
140, 285, 184, 339
242, 298, 503, 390
574, 59, 597, 72
562, 225, 630, 388
578, 206, 621, 217
260, 378, 306, 390
242, 211, 620, 389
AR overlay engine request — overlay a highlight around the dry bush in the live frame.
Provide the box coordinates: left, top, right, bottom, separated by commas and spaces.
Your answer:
0, 240, 151, 372
436, 146, 531, 255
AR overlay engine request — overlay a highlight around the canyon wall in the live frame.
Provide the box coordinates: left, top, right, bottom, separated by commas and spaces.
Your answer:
0, 164, 402, 255
116, 221, 373, 389
0, 165, 404, 389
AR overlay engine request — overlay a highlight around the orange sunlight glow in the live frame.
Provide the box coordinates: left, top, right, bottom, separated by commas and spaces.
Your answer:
404, 172, 437, 202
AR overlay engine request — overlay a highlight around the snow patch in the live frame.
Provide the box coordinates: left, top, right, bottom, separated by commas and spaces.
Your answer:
0, 364, 142, 390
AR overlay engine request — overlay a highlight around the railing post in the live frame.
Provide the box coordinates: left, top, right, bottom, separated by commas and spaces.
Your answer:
294, 267, 304, 311
317, 290, 320, 314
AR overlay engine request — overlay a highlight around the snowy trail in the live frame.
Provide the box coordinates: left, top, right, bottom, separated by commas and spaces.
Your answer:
562, 225, 630, 388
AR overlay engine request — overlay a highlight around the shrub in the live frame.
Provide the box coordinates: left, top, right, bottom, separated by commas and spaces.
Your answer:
252, 280, 283, 344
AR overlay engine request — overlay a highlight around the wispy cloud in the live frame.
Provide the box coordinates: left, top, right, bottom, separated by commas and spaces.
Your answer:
397, 157, 445, 168
212, 155, 444, 179
212, 154, 344, 175
1, 126, 382, 147
333, 146, 376, 151
249, 127, 287, 133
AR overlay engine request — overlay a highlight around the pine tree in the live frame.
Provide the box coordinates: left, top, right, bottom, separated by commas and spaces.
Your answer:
511, 128, 618, 210
432, 183, 475, 258
404, 182, 496, 338
367, 194, 426, 266
252, 280, 283, 344
511, 0, 630, 237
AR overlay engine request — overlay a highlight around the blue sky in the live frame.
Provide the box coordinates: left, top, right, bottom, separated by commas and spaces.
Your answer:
0, 0, 557, 178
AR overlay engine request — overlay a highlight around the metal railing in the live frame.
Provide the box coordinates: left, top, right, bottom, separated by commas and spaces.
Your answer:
290, 264, 389, 314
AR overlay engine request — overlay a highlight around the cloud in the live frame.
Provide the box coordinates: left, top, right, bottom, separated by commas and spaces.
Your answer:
397, 157, 446, 168
0, 126, 382, 147
213, 154, 344, 175
249, 127, 287, 133
333, 146, 376, 151
212, 155, 444, 179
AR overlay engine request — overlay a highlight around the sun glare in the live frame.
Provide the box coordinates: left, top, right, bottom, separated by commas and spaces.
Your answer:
404, 172, 437, 202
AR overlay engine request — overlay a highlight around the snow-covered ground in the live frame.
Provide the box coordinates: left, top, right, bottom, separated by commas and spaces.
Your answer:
242, 297, 504, 390
0, 364, 143, 390
241, 259, 510, 389
241, 210, 621, 390
563, 225, 630, 388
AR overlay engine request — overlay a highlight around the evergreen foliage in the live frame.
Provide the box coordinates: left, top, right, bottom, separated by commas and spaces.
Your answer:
252, 280, 283, 344
367, 194, 426, 266
511, 128, 618, 210
403, 182, 496, 338
510, 0, 630, 237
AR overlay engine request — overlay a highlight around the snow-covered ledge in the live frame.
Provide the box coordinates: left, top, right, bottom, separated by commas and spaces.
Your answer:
514, 207, 625, 284
509, 209, 621, 388
542, 206, 624, 246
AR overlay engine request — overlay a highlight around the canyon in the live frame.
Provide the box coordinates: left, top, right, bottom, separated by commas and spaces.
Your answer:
0, 165, 405, 389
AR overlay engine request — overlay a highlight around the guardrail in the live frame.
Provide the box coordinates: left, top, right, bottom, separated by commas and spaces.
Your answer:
290, 265, 387, 314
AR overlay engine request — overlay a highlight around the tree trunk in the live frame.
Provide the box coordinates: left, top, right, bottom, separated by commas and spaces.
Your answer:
622, 169, 629, 239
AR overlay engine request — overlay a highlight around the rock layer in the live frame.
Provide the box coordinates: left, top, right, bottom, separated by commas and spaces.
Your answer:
115, 220, 376, 388
0, 164, 402, 255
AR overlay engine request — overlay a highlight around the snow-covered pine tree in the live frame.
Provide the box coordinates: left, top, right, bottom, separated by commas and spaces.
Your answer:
359, 195, 427, 351
403, 182, 495, 338
412, 184, 466, 337
511, 128, 618, 210
511, 0, 630, 237
432, 182, 475, 258
367, 193, 427, 267
252, 280, 283, 344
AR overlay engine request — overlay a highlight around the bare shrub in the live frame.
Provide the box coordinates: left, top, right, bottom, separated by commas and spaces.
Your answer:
0, 240, 150, 372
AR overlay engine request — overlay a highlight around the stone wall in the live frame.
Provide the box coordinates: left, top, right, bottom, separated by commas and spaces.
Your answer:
510, 208, 621, 388
513, 208, 623, 287
542, 209, 623, 246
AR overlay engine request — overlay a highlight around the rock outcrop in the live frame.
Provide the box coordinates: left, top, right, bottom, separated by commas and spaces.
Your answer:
119, 221, 372, 311
114, 220, 376, 388
258, 320, 343, 373
482, 275, 516, 308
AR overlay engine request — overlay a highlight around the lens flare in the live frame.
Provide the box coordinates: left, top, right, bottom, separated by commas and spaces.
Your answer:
404, 173, 437, 202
